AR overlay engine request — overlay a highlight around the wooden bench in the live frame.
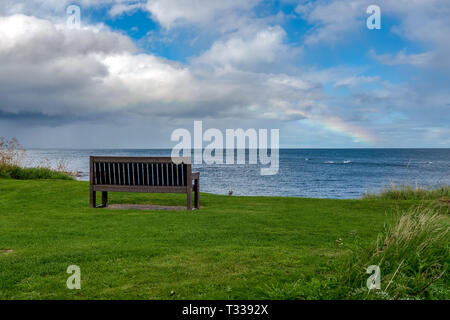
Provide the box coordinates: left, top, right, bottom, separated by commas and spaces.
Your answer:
89, 156, 200, 210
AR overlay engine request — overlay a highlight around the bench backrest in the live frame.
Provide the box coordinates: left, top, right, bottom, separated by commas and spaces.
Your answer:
90, 156, 191, 187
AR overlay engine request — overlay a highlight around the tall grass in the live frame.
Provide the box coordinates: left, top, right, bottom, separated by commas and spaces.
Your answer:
0, 165, 74, 180
0, 137, 25, 167
257, 204, 449, 300
363, 183, 450, 200
338, 204, 449, 299
0, 137, 74, 180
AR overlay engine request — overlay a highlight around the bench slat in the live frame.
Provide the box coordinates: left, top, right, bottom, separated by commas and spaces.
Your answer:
91, 158, 192, 189
94, 162, 100, 185
114, 163, 119, 185
159, 163, 163, 186
124, 163, 128, 185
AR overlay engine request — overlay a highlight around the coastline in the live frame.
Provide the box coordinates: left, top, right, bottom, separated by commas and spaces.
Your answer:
20, 148, 450, 199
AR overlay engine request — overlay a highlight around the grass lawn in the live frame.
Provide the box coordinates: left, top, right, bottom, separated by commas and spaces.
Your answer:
0, 178, 436, 299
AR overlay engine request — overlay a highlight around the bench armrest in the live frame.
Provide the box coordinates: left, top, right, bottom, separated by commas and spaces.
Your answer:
191, 172, 200, 180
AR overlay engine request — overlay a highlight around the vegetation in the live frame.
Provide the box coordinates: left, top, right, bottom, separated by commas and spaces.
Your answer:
336, 204, 449, 299
0, 137, 74, 180
0, 178, 448, 299
0, 165, 74, 180
257, 204, 449, 300
0, 137, 25, 167
363, 183, 450, 200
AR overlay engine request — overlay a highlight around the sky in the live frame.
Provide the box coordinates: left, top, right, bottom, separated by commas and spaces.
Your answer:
0, 0, 449, 148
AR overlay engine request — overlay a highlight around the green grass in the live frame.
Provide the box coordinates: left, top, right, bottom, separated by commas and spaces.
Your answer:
363, 185, 450, 200
0, 178, 448, 299
0, 165, 73, 180
337, 204, 449, 300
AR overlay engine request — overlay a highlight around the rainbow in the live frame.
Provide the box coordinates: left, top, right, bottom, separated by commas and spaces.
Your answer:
316, 116, 377, 144
285, 109, 377, 144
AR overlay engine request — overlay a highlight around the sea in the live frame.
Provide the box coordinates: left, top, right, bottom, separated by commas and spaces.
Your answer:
22, 148, 450, 199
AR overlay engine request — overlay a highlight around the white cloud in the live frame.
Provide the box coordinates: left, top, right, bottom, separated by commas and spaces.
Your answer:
334, 75, 379, 88
0, 14, 136, 58
296, 0, 365, 45
109, 2, 145, 17
0, 14, 319, 123
296, 0, 450, 52
193, 26, 298, 71
0, 13, 413, 146
0, 0, 112, 17
145, 0, 258, 30
0, 14, 136, 116
369, 49, 434, 67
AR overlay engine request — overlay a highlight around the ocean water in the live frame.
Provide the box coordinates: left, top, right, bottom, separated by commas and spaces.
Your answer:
23, 149, 450, 199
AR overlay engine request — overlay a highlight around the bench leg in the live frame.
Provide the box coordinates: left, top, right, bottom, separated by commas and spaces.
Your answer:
102, 191, 108, 207
90, 188, 96, 208
194, 178, 200, 209
187, 189, 192, 211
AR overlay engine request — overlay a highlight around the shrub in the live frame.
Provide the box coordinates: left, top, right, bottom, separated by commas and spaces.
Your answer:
0, 137, 25, 167
363, 184, 450, 200
337, 204, 449, 299
0, 165, 73, 180
0, 137, 74, 180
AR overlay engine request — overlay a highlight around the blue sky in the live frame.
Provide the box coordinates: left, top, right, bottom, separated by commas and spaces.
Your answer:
0, 0, 448, 148
99, 2, 413, 72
